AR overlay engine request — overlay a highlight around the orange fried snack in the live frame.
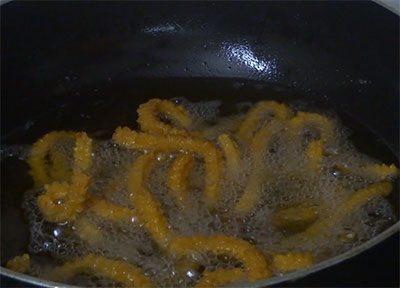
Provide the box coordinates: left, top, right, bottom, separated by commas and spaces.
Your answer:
87, 197, 137, 222
236, 101, 293, 143
304, 182, 393, 238
6, 254, 30, 274
28, 131, 76, 186
113, 127, 223, 204
74, 217, 104, 246
167, 154, 195, 208
47, 254, 153, 287
128, 153, 172, 249
137, 98, 195, 136
217, 134, 241, 179
361, 163, 399, 180
272, 252, 314, 273
195, 268, 246, 288
288, 112, 334, 171
169, 235, 271, 282
37, 132, 93, 222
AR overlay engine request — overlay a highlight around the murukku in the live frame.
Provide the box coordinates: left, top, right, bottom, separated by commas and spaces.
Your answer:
169, 235, 271, 281
217, 134, 241, 179
74, 217, 104, 246
87, 197, 137, 222
236, 101, 293, 143
37, 132, 93, 222
194, 268, 246, 288
361, 163, 399, 180
113, 127, 223, 204
303, 182, 392, 238
28, 131, 76, 187
47, 254, 153, 287
137, 98, 195, 137
271, 206, 318, 232
272, 252, 314, 273
128, 153, 172, 249
6, 254, 30, 274
167, 154, 195, 208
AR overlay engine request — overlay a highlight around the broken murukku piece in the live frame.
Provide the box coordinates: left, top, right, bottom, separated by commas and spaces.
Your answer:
47, 254, 153, 287
169, 235, 271, 282
167, 154, 195, 208
74, 217, 104, 246
6, 254, 30, 274
137, 98, 195, 137
113, 127, 223, 204
272, 252, 314, 273
236, 101, 293, 143
128, 153, 172, 249
194, 268, 246, 288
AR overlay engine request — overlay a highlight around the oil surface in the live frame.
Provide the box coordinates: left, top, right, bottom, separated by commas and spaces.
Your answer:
1, 79, 398, 287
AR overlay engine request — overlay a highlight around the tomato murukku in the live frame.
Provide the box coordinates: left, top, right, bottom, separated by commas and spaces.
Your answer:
217, 134, 241, 179
113, 127, 224, 204
167, 154, 195, 208
128, 153, 172, 249
6, 254, 30, 274
169, 235, 271, 282
236, 101, 293, 143
137, 98, 196, 137
272, 252, 314, 273
37, 132, 93, 222
194, 268, 246, 288
304, 182, 392, 238
28, 131, 76, 187
47, 254, 153, 287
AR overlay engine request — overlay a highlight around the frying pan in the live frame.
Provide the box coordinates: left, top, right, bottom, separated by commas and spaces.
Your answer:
1, 1, 399, 287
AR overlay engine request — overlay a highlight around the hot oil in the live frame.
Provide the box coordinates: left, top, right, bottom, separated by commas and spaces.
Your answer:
1, 81, 398, 287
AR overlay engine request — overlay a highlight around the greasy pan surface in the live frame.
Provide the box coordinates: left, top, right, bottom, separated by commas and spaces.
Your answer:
1, 1, 399, 287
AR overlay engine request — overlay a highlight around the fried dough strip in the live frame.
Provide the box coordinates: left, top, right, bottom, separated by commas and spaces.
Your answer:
361, 163, 399, 180
47, 254, 153, 287
288, 112, 334, 171
37, 132, 93, 222
87, 197, 137, 222
113, 127, 223, 204
236, 101, 293, 143
137, 98, 195, 136
167, 154, 195, 208
272, 252, 314, 273
6, 254, 30, 274
304, 182, 393, 238
217, 134, 241, 178
194, 268, 246, 288
169, 235, 271, 282
28, 131, 76, 186
128, 153, 171, 249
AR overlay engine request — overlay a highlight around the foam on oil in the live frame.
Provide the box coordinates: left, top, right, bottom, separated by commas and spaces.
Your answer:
19, 99, 397, 286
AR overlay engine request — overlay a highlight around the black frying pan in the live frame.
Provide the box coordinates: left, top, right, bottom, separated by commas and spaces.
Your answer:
1, 1, 399, 287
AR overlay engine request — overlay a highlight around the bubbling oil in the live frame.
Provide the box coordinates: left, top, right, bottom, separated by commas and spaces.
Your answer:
18, 98, 398, 287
